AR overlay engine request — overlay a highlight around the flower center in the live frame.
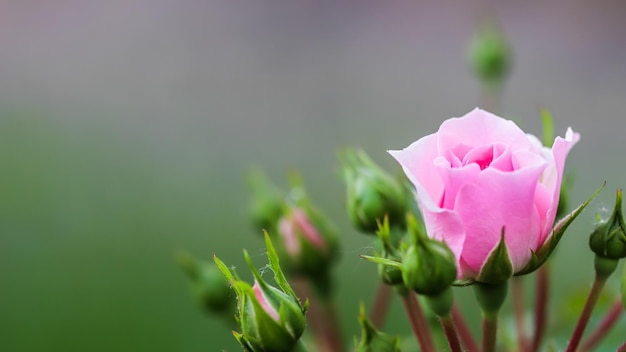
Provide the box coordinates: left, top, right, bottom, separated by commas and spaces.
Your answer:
451, 143, 509, 171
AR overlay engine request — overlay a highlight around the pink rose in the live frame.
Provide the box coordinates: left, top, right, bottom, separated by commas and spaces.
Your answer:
389, 108, 579, 279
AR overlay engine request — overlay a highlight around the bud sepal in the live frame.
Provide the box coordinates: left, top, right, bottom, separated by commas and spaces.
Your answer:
214, 233, 308, 352
589, 189, 626, 259
354, 303, 402, 352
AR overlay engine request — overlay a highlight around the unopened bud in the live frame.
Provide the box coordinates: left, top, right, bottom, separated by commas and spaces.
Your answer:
469, 20, 512, 88
340, 148, 409, 234
589, 189, 626, 259
401, 215, 456, 295
248, 169, 285, 234
276, 178, 339, 280
215, 234, 307, 352
176, 252, 235, 316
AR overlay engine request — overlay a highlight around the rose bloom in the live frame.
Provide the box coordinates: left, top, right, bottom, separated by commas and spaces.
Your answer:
389, 108, 579, 279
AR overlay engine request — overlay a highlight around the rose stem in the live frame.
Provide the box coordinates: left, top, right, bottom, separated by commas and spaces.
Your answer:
451, 304, 479, 352
400, 291, 436, 352
531, 264, 549, 351
369, 283, 393, 328
318, 296, 344, 352
512, 276, 528, 352
475, 282, 508, 352
564, 275, 609, 352
619, 341, 626, 352
482, 314, 499, 352
292, 278, 325, 348
579, 298, 624, 352
481, 85, 501, 114
309, 274, 344, 352
439, 315, 462, 352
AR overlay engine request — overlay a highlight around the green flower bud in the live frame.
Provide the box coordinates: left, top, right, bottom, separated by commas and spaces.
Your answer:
589, 189, 626, 259
355, 303, 402, 352
215, 234, 308, 352
276, 178, 339, 281
176, 251, 235, 316
376, 217, 404, 286
401, 215, 457, 295
469, 20, 512, 88
340, 148, 409, 234
248, 169, 285, 234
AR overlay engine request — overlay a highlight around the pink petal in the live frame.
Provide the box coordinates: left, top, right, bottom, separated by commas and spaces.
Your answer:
455, 160, 547, 275
389, 133, 442, 206
418, 199, 466, 275
437, 108, 532, 155
540, 128, 580, 242
252, 281, 280, 322
434, 157, 481, 210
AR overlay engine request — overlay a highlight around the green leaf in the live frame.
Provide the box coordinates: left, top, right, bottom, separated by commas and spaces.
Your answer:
540, 107, 554, 147
214, 254, 237, 283
264, 232, 300, 304
477, 228, 513, 284
360, 255, 402, 268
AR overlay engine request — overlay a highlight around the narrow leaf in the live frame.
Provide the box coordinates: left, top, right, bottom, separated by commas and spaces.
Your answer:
540, 107, 554, 147
360, 255, 402, 268
264, 231, 298, 300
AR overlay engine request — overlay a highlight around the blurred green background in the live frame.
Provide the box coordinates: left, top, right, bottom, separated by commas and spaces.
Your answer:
1, 1, 626, 351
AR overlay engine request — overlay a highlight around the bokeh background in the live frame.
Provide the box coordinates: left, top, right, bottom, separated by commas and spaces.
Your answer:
1, 1, 625, 351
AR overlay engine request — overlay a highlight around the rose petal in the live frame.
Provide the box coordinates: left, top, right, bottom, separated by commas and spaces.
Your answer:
455, 159, 547, 275
389, 133, 443, 205
437, 108, 531, 154
540, 128, 580, 241
434, 157, 481, 210
418, 199, 466, 274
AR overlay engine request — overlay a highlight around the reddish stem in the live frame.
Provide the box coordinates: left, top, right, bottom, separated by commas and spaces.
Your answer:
370, 283, 393, 328
440, 316, 462, 352
565, 276, 608, 352
579, 298, 624, 352
292, 278, 324, 339
401, 292, 436, 352
531, 265, 549, 351
319, 297, 344, 352
451, 304, 479, 352
618, 341, 626, 352
512, 277, 528, 352
482, 314, 498, 352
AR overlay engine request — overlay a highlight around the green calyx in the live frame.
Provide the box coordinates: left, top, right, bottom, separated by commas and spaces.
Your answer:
214, 233, 308, 352
593, 255, 619, 279
354, 303, 402, 352
517, 183, 605, 276
589, 189, 626, 259
477, 228, 513, 284
473, 281, 508, 317
425, 287, 454, 318
340, 148, 409, 234
400, 214, 457, 295
361, 215, 456, 292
